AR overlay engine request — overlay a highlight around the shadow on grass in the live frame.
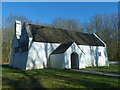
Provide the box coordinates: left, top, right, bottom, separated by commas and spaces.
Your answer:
41, 69, 118, 88
2, 64, 118, 88
2, 64, 45, 89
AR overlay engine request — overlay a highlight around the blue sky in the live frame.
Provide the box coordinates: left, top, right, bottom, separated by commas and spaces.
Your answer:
2, 2, 118, 24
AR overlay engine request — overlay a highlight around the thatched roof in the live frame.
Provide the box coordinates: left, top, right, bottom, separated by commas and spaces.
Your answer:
51, 42, 73, 54
29, 24, 105, 46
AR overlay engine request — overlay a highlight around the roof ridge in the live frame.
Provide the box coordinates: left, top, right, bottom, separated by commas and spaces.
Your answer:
28, 23, 93, 35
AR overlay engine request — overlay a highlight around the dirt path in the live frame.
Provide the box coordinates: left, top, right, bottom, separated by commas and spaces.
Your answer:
72, 69, 120, 77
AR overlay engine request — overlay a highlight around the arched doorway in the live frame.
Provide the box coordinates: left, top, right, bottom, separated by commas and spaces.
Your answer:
71, 52, 79, 69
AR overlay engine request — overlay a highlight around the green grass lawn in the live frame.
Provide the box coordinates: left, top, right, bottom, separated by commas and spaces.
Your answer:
81, 64, 120, 74
1, 64, 119, 88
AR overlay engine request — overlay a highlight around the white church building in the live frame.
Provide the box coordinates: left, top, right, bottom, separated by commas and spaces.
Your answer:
9, 20, 109, 70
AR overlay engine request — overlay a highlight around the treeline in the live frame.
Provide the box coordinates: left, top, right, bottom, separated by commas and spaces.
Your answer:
2, 13, 119, 62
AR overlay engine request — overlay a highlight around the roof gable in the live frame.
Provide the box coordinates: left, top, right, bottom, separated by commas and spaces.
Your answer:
28, 24, 105, 46
51, 42, 73, 54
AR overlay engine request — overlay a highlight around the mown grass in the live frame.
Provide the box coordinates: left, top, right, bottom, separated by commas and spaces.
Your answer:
2, 64, 119, 89
81, 64, 120, 74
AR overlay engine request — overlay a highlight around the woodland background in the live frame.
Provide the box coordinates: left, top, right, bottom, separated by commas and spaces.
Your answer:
2, 13, 120, 63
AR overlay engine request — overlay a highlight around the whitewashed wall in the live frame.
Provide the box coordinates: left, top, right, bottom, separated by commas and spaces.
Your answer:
78, 45, 109, 67
50, 54, 64, 69
9, 34, 19, 67
26, 42, 60, 70
50, 42, 86, 69
64, 42, 86, 69
10, 38, 109, 70
11, 52, 28, 69
50, 43, 109, 69
10, 41, 109, 69
9, 34, 28, 69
